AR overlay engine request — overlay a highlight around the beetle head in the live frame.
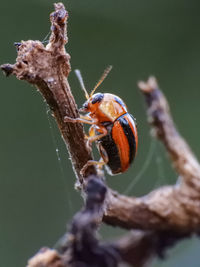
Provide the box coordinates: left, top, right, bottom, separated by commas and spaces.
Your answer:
80, 93, 104, 113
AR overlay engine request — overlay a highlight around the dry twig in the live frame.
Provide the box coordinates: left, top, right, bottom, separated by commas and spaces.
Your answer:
1, 3, 96, 184
1, 3, 200, 267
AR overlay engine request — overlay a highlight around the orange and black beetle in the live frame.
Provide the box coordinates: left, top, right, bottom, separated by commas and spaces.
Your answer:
64, 66, 138, 175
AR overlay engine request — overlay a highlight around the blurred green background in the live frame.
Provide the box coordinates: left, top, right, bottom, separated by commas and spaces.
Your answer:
1, 0, 200, 266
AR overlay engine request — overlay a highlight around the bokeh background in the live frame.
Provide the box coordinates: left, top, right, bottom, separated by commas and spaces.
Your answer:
1, 0, 200, 266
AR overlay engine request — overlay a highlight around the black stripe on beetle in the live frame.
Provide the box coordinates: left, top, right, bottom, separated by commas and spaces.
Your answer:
91, 93, 104, 104
119, 115, 136, 164
114, 96, 126, 107
97, 123, 121, 174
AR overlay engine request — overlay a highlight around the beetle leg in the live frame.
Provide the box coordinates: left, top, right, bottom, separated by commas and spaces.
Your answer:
80, 157, 107, 176
81, 125, 95, 150
80, 115, 93, 121
64, 115, 107, 148
64, 115, 94, 125
84, 125, 107, 150
83, 126, 96, 141
88, 125, 96, 137
81, 145, 109, 176
98, 144, 109, 164
87, 126, 107, 144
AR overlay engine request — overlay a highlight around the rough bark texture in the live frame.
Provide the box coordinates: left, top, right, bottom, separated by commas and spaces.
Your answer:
1, 3, 200, 267
1, 3, 96, 184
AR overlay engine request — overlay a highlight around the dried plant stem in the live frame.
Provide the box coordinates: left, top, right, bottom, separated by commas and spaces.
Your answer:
1, 3, 97, 184
1, 3, 200, 267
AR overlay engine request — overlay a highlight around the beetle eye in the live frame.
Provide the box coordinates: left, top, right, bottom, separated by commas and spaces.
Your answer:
79, 101, 89, 112
83, 102, 89, 109
91, 93, 104, 104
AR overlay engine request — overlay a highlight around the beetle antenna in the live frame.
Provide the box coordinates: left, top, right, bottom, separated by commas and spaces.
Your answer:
75, 69, 90, 99
90, 65, 112, 97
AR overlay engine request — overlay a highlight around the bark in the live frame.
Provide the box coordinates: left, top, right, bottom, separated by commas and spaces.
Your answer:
1, 3, 200, 267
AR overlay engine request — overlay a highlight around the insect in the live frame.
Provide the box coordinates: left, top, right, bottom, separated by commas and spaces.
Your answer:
64, 66, 138, 175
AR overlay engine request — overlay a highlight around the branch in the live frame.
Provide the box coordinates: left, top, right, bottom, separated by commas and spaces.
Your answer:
1, 2, 97, 185
139, 77, 200, 191
104, 77, 200, 232
27, 177, 119, 267
26, 176, 192, 267
1, 3, 200, 267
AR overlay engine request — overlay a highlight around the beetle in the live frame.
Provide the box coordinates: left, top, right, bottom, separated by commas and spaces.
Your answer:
64, 66, 138, 175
